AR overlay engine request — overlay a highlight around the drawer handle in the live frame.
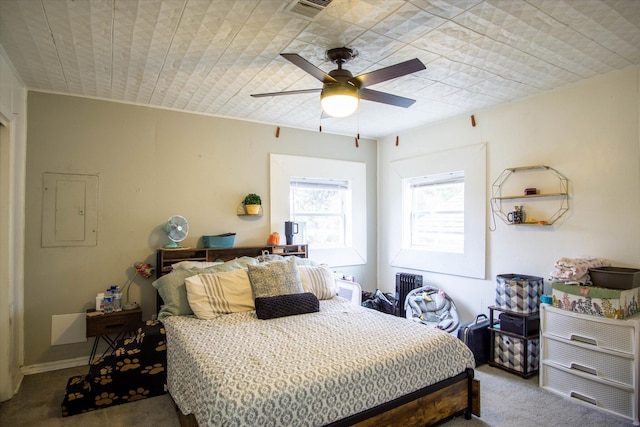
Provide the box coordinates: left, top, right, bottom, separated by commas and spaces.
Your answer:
570, 391, 597, 406
569, 362, 597, 376
570, 334, 597, 346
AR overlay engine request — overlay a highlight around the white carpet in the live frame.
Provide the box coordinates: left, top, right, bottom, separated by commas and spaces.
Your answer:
443, 364, 633, 427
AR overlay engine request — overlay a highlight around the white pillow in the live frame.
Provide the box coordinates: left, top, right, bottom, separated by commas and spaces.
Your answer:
184, 269, 254, 319
172, 260, 223, 270
298, 264, 336, 300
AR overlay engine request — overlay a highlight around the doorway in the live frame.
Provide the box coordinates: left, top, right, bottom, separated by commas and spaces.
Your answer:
0, 119, 21, 401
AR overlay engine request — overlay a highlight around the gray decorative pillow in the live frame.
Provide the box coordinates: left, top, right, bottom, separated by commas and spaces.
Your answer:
247, 257, 303, 298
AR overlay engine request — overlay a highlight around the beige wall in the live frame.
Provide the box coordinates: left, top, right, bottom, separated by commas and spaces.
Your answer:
24, 93, 377, 366
378, 66, 640, 324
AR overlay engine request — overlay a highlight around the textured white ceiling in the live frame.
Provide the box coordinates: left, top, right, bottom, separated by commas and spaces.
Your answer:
1, 0, 639, 138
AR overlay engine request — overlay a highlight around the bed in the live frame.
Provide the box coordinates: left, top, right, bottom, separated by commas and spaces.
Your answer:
153, 247, 480, 427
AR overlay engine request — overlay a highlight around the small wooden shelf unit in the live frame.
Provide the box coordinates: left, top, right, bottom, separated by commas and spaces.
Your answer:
156, 244, 308, 276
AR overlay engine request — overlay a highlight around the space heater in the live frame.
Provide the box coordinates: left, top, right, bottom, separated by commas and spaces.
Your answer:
395, 273, 423, 317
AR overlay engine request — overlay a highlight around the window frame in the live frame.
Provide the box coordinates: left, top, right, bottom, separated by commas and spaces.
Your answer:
270, 154, 366, 267
391, 143, 486, 279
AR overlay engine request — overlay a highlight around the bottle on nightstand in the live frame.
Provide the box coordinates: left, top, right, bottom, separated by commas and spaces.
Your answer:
103, 291, 113, 313
95, 293, 104, 311
113, 286, 122, 311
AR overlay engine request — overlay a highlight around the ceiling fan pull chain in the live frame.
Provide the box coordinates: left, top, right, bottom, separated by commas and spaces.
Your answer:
355, 104, 360, 148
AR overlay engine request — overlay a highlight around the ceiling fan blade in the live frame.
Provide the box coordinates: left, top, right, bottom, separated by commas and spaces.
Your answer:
251, 88, 321, 98
351, 58, 425, 87
281, 53, 337, 84
359, 88, 416, 108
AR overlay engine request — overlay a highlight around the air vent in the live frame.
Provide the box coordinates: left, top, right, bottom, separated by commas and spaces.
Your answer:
285, 0, 333, 20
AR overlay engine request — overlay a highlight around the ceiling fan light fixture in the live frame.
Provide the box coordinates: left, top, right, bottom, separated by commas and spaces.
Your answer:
320, 84, 359, 117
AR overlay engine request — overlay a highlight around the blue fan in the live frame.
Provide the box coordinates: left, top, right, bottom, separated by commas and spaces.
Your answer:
163, 215, 189, 248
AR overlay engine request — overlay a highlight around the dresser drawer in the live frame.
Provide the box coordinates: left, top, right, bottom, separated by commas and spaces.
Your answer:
86, 308, 142, 337
542, 335, 635, 386
540, 363, 635, 420
541, 306, 637, 354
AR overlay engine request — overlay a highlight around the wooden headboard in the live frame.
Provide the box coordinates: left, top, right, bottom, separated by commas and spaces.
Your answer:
154, 245, 308, 312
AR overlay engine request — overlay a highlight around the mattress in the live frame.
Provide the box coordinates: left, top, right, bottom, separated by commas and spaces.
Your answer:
164, 297, 475, 427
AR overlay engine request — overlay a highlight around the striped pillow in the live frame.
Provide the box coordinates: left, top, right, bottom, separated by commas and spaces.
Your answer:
184, 269, 254, 319
298, 264, 336, 300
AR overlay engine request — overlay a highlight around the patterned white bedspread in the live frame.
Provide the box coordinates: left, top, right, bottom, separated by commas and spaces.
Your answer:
164, 297, 475, 427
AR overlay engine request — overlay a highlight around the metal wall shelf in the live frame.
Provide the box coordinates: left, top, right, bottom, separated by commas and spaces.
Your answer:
491, 165, 569, 226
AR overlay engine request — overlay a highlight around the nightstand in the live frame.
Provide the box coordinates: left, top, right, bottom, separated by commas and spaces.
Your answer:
86, 306, 142, 364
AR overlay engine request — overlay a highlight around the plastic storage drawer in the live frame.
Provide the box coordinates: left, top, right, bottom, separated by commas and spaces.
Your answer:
542, 335, 634, 386
541, 307, 636, 354
540, 362, 635, 420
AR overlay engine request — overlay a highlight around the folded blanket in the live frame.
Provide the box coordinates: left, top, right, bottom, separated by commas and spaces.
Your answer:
549, 257, 610, 284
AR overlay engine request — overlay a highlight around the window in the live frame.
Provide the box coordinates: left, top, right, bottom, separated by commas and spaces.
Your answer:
405, 171, 464, 253
289, 178, 351, 248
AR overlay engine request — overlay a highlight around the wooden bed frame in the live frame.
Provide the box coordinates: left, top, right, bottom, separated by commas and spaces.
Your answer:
155, 246, 481, 427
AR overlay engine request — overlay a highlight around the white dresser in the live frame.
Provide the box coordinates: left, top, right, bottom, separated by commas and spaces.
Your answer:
540, 304, 640, 425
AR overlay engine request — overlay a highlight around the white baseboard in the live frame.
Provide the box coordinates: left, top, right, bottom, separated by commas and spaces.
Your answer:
21, 356, 88, 375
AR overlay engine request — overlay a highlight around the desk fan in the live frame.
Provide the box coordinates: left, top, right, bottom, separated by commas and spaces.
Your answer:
163, 215, 189, 248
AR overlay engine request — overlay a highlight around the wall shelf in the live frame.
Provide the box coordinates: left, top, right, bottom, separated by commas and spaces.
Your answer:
491, 165, 569, 226
236, 204, 263, 216
493, 192, 567, 200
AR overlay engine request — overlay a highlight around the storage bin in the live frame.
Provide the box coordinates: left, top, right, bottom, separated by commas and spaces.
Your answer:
552, 282, 640, 319
589, 267, 640, 290
202, 233, 236, 248
540, 363, 635, 420
493, 334, 539, 374
499, 312, 540, 336
495, 274, 544, 313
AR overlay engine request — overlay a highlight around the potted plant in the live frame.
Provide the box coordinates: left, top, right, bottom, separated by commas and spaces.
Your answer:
243, 193, 262, 215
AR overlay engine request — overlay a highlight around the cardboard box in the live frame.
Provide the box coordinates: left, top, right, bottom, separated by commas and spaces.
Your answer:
552, 282, 640, 319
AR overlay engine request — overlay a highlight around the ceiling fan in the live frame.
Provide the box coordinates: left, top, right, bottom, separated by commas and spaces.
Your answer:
251, 47, 426, 118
